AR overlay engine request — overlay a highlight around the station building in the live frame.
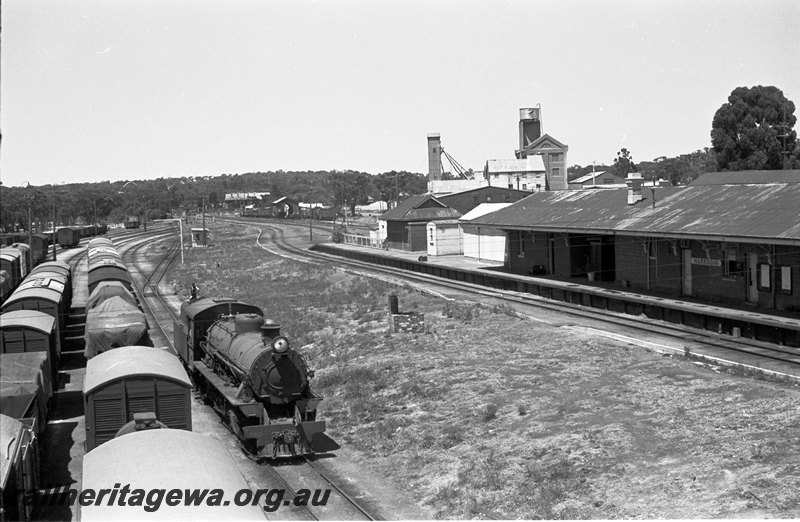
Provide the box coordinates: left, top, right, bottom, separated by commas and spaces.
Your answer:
468, 170, 800, 312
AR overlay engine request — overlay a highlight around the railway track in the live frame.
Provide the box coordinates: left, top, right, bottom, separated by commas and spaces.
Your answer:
120, 225, 379, 521
240, 219, 800, 381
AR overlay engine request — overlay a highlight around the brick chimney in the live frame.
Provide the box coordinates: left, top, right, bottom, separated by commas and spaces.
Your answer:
626, 173, 644, 205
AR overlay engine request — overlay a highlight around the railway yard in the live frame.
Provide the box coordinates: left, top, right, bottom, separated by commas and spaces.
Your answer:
2, 219, 800, 520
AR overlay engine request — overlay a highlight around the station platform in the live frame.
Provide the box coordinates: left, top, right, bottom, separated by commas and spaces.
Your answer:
312, 242, 800, 348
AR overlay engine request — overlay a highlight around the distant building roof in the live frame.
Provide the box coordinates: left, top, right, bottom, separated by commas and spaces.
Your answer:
469, 182, 800, 245
571, 171, 609, 184
459, 203, 514, 221
380, 194, 462, 222
485, 156, 546, 173
225, 192, 270, 201
689, 170, 800, 185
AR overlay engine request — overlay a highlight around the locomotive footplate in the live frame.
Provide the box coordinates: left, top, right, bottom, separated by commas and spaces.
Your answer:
243, 420, 329, 458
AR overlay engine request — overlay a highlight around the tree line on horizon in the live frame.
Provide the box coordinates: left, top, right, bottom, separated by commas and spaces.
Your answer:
2, 85, 797, 233
569, 85, 799, 184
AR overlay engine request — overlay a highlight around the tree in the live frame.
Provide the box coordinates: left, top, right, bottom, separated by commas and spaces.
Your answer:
711, 85, 798, 170
613, 148, 636, 177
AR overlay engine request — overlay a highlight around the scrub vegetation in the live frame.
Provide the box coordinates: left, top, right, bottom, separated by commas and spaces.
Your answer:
168, 222, 800, 519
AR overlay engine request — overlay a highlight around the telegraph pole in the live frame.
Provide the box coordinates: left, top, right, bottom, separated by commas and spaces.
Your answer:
52, 193, 57, 261
201, 196, 207, 246
25, 193, 33, 272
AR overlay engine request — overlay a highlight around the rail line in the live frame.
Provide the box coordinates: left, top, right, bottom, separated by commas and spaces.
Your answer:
120, 225, 379, 521
242, 220, 800, 382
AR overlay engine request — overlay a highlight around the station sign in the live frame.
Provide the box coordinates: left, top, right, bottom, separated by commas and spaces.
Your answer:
691, 257, 722, 267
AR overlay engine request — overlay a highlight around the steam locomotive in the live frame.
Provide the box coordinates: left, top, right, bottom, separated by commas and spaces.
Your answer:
174, 297, 333, 458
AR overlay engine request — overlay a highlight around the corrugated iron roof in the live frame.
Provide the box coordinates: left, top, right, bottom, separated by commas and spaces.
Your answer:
571, 171, 612, 184
380, 194, 461, 221
690, 170, 800, 185
459, 203, 514, 221
469, 183, 800, 243
403, 207, 462, 221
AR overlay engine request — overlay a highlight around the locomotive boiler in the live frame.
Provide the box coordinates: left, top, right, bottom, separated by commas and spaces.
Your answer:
175, 297, 330, 458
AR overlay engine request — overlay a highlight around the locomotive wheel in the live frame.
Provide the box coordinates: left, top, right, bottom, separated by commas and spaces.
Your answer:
228, 410, 244, 439
227, 410, 259, 455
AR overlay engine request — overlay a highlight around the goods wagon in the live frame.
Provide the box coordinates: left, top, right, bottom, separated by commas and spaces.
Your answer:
30, 261, 72, 307
86, 281, 137, 310
30, 234, 51, 266
83, 346, 192, 450
0, 310, 59, 381
56, 227, 81, 248
81, 430, 267, 521
0, 414, 40, 522
83, 296, 151, 358
0, 247, 25, 289
1, 276, 69, 356
87, 259, 132, 295
0, 351, 52, 438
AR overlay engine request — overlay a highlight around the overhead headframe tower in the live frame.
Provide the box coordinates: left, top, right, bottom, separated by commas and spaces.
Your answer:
427, 133, 442, 181
518, 106, 542, 152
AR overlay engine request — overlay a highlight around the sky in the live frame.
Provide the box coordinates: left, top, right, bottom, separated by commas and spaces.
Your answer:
1, 0, 799, 187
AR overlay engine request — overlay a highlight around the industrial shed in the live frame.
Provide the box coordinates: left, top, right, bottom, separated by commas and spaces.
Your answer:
378, 194, 462, 251
83, 346, 192, 450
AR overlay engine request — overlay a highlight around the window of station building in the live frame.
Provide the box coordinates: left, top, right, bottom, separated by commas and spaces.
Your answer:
473, 195, 479, 204
517, 231, 525, 257
757, 263, 771, 291
723, 251, 744, 279
508, 184, 514, 189
778, 265, 793, 295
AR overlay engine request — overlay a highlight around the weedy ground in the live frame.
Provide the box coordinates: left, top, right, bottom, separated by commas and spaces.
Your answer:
168, 222, 800, 519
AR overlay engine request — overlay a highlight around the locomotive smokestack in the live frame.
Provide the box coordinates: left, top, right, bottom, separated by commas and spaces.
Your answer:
261, 320, 281, 342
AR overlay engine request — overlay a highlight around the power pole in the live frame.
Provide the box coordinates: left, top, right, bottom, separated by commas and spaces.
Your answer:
51, 192, 57, 261
202, 196, 207, 246
25, 194, 33, 272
